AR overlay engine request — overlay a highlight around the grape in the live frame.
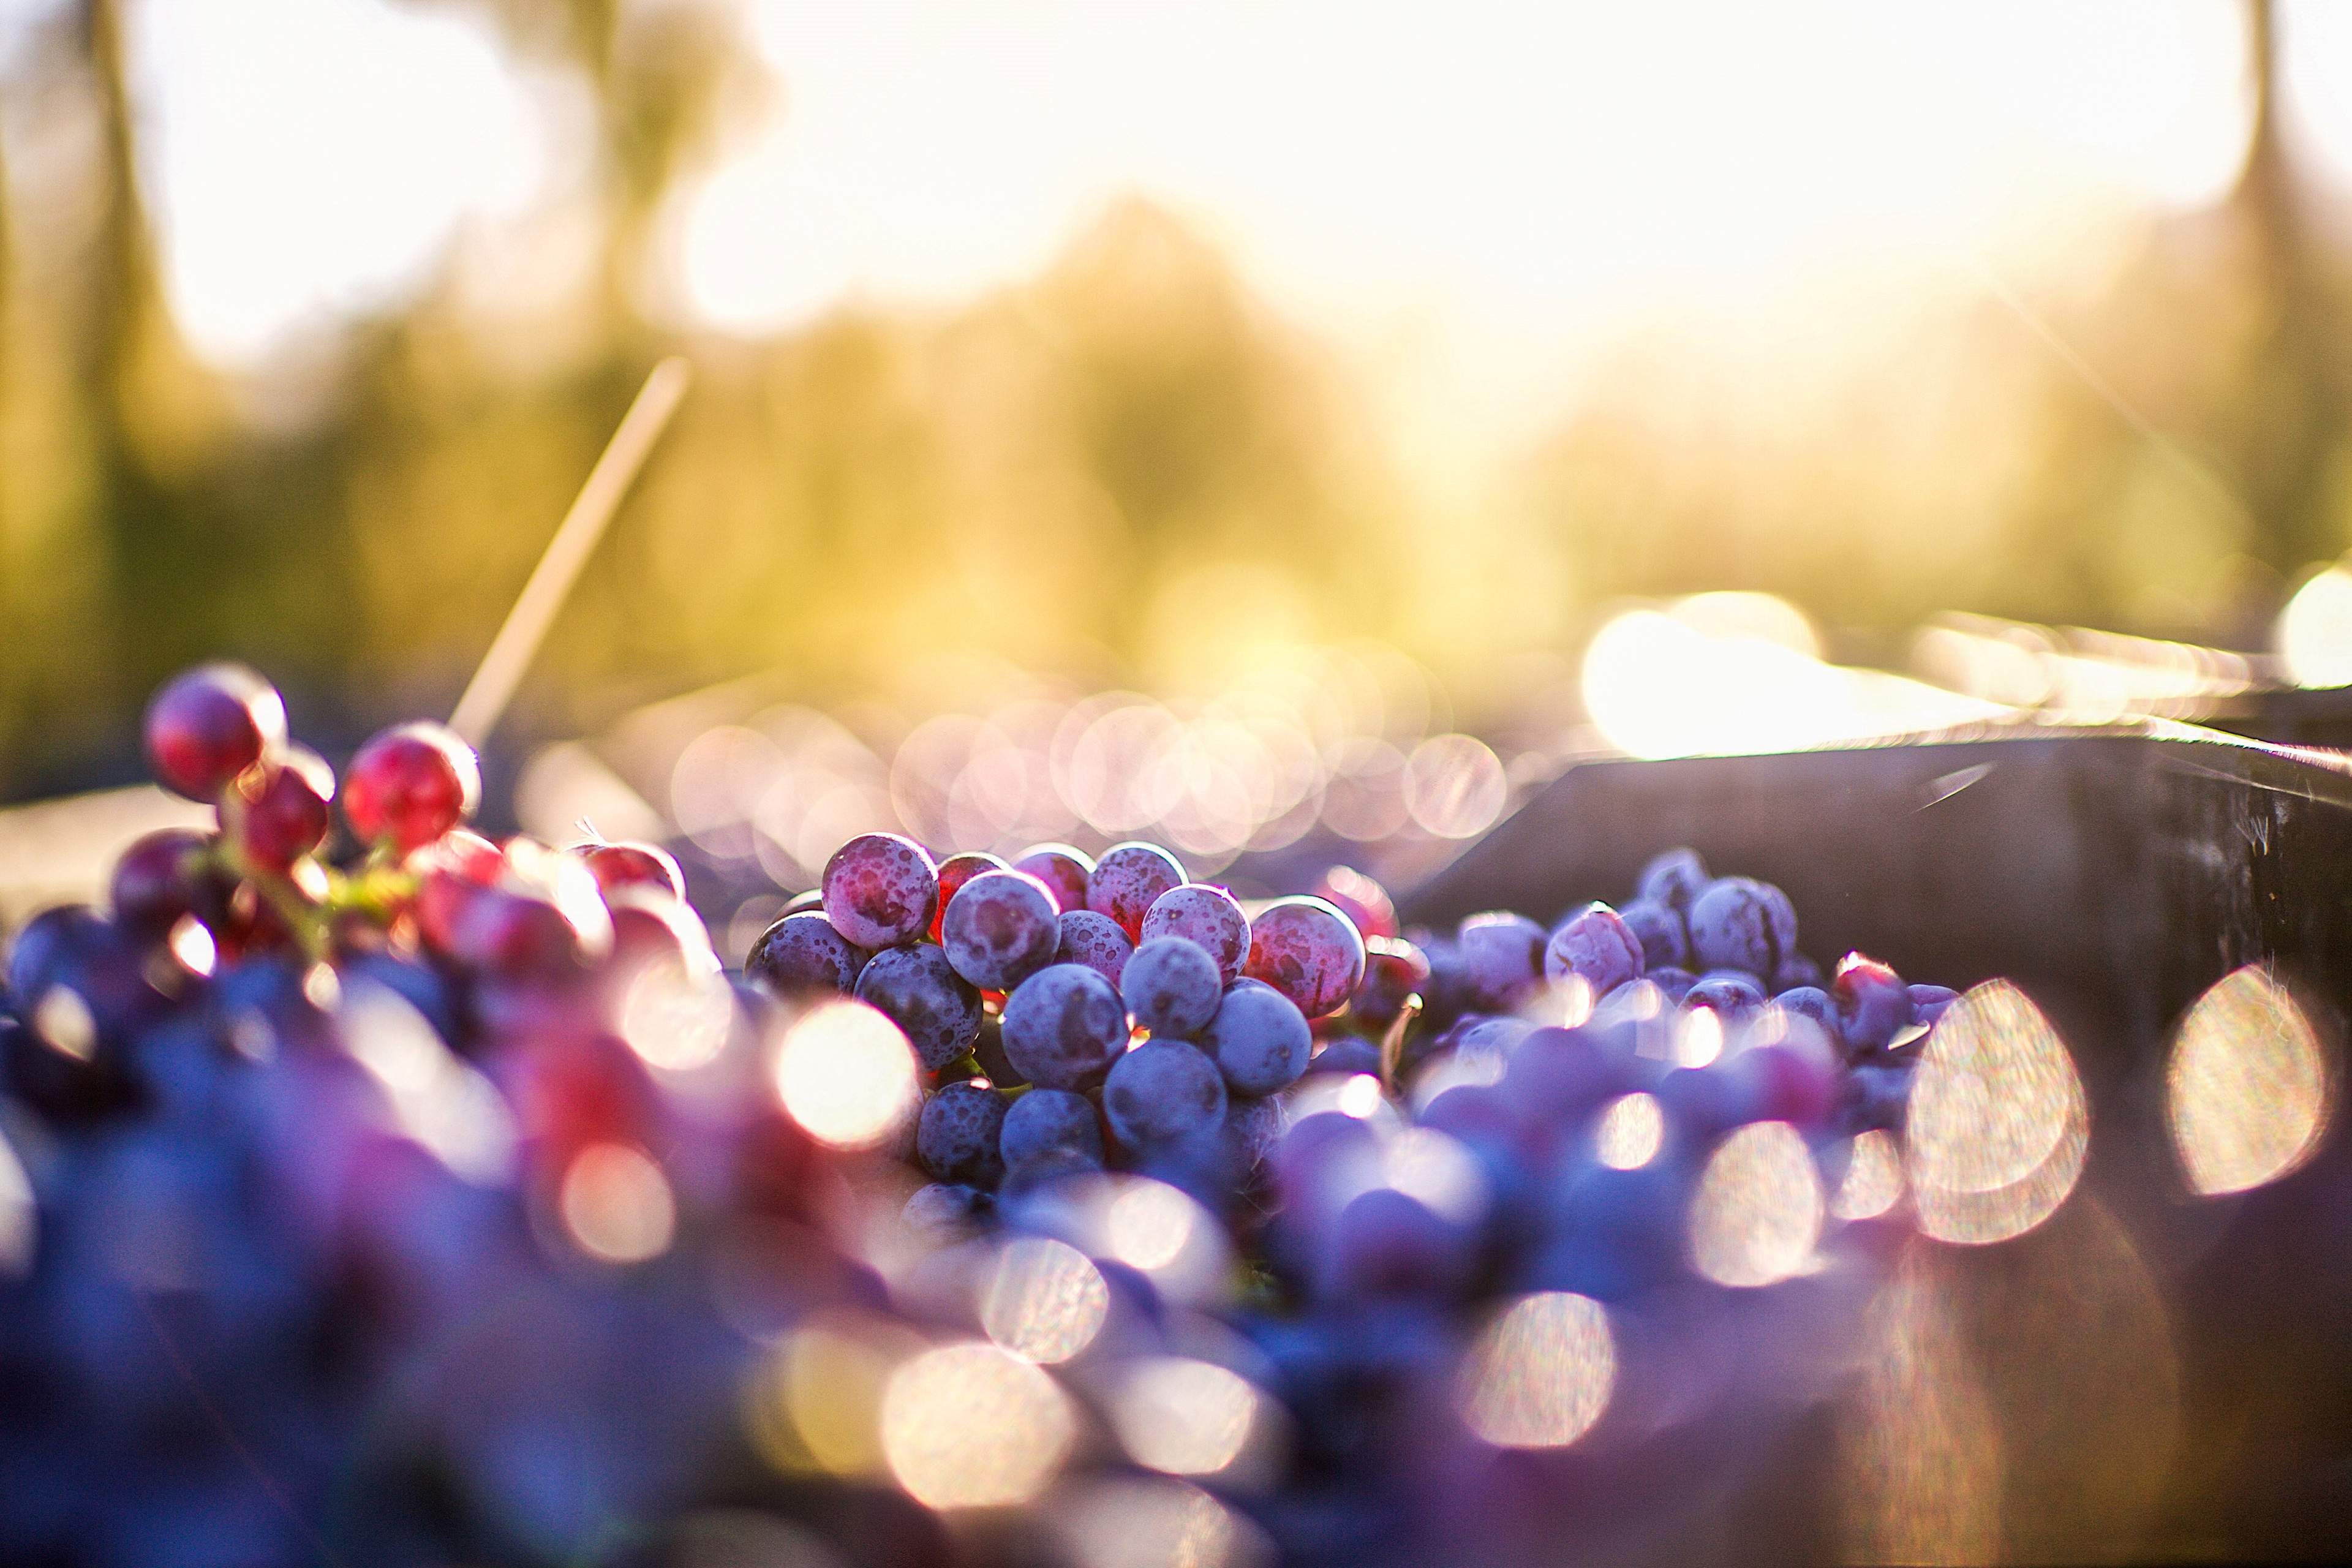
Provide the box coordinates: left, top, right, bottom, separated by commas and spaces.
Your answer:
929, 851, 1009, 941
1104, 1039, 1228, 1153
576, 842, 686, 902
854, 944, 982, 1071
1617, 898, 1689, 970
916, 1081, 1009, 1186
971, 1016, 1029, 1089
1225, 1093, 1284, 1170
1635, 846, 1709, 913
1544, 903, 1645, 994
1139, 883, 1250, 983
1908, 982, 1959, 1026
1054, 909, 1133, 986
341, 722, 480, 851
1644, 966, 1698, 1005
905, 1182, 990, 1238
1199, 979, 1313, 1097
1833, 953, 1915, 1056
820, 833, 940, 950
1455, 912, 1546, 1012
144, 662, 285, 801
1118, 937, 1219, 1039
232, 747, 334, 868
1688, 876, 1798, 976
998, 963, 1128, 1089
1310, 865, 1399, 942
108, 828, 222, 934
782, 886, 825, 916
1320, 1184, 1478, 1303
1087, 842, 1185, 941
1350, 935, 1431, 1031
999, 1087, 1104, 1169
1305, 1035, 1382, 1077
939, 869, 1061, 991
1683, 971, 1765, 1022
409, 829, 505, 954
1244, 896, 1366, 1020
1012, 842, 1095, 914
1773, 984, 1839, 1036
1772, 952, 1825, 991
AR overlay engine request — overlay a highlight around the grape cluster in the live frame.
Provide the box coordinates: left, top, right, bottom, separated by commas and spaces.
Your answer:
745, 835, 1361, 1221
0, 665, 1961, 1568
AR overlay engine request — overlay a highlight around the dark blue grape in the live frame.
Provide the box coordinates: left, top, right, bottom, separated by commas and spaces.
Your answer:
939, 869, 1061, 991
1635, 846, 1709, 913
744, 911, 865, 997
1683, 971, 1765, 1022
1772, 952, 1825, 991
1103, 1039, 1227, 1152
916, 1081, 1008, 1186
1774, 983, 1838, 1030
1121, 938, 1223, 1039
904, 1181, 990, 1237
998, 963, 1128, 1089
1456, 912, 1546, 1012
999, 1086, 1104, 1170
1688, 875, 1798, 976
1618, 898, 1689, 970
1909, 982, 1959, 1026
1199, 978, 1313, 1097
854, 944, 982, 1071
1054, 909, 1133, 986
1305, 1035, 1382, 1077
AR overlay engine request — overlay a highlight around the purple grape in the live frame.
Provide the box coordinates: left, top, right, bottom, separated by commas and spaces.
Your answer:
1245, 896, 1366, 1019
821, 833, 939, 949
1103, 1039, 1228, 1153
1087, 842, 1186, 941
916, 1080, 1009, 1186
1618, 898, 1689, 970
972, 1016, 1028, 1088
998, 1087, 1104, 1169
854, 944, 982, 1071
1012, 843, 1095, 914
1351, 935, 1431, 1031
1320, 1184, 1479, 1303
1199, 979, 1313, 1097
1139, 883, 1249, 983
1456, 912, 1546, 1012
1635, 846, 1709, 913
1683, 971, 1765, 1021
1833, 953, 1916, 1056
1687, 875, 1798, 976
1544, 903, 1645, 994
1054, 910, 1133, 986
1909, 982, 1959, 1026
1001, 1144, 1103, 1200
939, 869, 1061, 991
1121, 937, 1224, 1039
1645, 966, 1698, 1005
1772, 952, 1825, 991
744, 911, 865, 997
1305, 1035, 1382, 1077
1774, 985, 1839, 1036
998, 963, 1128, 1089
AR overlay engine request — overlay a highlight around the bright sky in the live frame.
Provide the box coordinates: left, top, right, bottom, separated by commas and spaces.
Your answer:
29, 0, 2352, 409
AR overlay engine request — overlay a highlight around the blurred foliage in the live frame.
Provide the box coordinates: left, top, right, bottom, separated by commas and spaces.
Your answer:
0, 0, 2349, 801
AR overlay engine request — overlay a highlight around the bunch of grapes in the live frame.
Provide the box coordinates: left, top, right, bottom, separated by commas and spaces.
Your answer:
0, 663, 1961, 1568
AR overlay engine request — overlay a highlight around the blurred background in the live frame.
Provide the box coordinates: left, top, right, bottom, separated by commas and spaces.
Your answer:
4, 0, 2352, 864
